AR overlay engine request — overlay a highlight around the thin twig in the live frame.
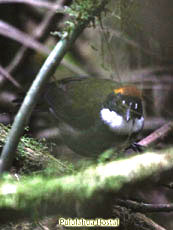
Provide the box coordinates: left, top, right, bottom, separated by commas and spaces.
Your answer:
0, 20, 49, 53
115, 199, 173, 213
6, 1, 87, 76
0, 0, 64, 11
0, 65, 22, 89
6, 46, 28, 74
6, 8, 55, 73
138, 122, 173, 147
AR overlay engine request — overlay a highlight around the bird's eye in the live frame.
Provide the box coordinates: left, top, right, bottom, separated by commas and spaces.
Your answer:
135, 103, 138, 109
122, 100, 126, 104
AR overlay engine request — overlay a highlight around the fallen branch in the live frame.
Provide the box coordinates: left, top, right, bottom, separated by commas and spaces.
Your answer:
0, 148, 173, 223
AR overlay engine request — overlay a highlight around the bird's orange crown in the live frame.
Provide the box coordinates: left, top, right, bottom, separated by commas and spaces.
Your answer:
114, 85, 142, 98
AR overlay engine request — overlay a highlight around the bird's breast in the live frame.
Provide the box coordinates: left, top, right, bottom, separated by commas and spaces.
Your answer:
100, 108, 144, 134
58, 120, 131, 157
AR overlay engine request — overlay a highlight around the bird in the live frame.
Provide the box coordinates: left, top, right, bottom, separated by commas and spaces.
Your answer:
44, 76, 144, 157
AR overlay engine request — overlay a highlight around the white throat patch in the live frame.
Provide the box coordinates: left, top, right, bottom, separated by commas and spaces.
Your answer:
100, 108, 144, 134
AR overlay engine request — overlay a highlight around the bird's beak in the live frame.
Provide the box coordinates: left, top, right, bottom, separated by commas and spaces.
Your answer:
126, 108, 131, 122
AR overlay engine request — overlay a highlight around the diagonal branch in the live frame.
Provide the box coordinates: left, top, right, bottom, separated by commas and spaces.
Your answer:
115, 199, 173, 213
0, 20, 49, 53
0, 0, 64, 11
0, 65, 22, 89
138, 122, 173, 147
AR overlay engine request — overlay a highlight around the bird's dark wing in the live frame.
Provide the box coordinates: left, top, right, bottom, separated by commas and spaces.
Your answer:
44, 77, 119, 129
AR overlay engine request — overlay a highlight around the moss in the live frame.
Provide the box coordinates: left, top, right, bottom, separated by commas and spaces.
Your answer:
56, 0, 108, 37
0, 123, 73, 176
